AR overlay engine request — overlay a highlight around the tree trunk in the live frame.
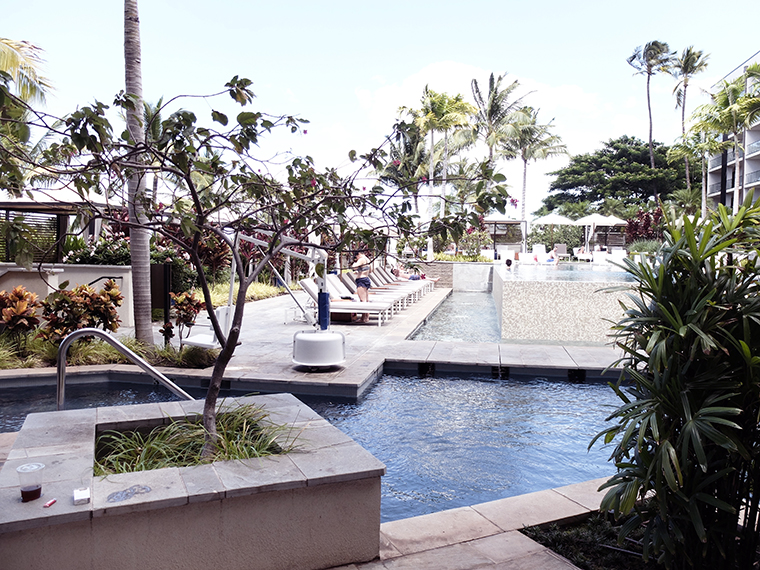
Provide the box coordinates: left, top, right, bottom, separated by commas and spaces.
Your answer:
521, 156, 528, 222
124, 0, 153, 345
682, 81, 691, 192
426, 130, 435, 261
647, 72, 655, 172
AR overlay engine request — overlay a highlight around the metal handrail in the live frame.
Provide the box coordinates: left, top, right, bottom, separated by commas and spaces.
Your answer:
56, 328, 194, 410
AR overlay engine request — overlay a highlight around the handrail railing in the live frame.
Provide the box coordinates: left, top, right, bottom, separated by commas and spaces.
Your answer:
57, 328, 194, 410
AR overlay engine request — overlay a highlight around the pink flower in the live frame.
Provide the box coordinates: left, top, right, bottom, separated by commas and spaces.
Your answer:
303, 130, 308, 134
310, 179, 316, 187
393, 160, 400, 166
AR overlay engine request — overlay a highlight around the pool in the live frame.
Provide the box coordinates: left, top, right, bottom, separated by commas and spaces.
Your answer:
411, 292, 501, 343
0, 382, 206, 432
506, 263, 634, 282
306, 372, 618, 522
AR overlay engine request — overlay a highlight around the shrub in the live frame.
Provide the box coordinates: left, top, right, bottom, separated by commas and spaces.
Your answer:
625, 208, 663, 243
170, 291, 206, 340
592, 198, 760, 569
63, 228, 132, 265
38, 279, 124, 343
0, 285, 41, 353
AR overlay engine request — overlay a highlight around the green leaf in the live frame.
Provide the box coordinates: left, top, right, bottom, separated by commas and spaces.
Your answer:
211, 110, 228, 126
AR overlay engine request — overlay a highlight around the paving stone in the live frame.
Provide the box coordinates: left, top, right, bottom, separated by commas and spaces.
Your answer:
467, 530, 545, 562
472, 489, 591, 531
381, 506, 501, 555
551, 477, 608, 511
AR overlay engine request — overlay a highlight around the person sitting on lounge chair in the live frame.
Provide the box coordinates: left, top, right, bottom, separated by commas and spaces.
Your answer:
351, 252, 372, 323
392, 266, 439, 282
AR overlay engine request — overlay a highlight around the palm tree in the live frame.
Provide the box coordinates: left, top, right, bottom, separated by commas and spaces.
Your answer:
0, 38, 51, 104
376, 120, 428, 213
628, 41, 675, 175
124, 0, 153, 345
144, 97, 166, 205
671, 47, 709, 191
691, 63, 760, 213
470, 73, 529, 168
407, 87, 474, 259
506, 107, 567, 222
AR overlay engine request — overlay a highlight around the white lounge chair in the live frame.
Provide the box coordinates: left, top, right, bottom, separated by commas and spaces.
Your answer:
181, 305, 231, 349
299, 279, 393, 326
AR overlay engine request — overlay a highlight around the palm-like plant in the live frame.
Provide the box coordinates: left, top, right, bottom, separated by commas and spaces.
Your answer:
506, 107, 567, 222
376, 120, 428, 213
405, 87, 475, 258
470, 73, 529, 167
593, 196, 760, 569
628, 41, 675, 176
0, 38, 51, 104
691, 63, 760, 213
671, 47, 709, 191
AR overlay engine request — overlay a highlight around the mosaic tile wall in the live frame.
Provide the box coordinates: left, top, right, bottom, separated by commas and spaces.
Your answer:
497, 278, 632, 344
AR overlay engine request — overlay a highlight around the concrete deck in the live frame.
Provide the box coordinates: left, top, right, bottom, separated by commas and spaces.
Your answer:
0, 287, 620, 569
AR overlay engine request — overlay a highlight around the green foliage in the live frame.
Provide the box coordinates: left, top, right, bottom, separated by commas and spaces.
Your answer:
64, 228, 132, 265
591, 195, 760, 569
626, 239, 661, 254
0, 285, 41, 342
458, 227, 491, 257
94, 402, 293, 475
433, 252, 492, 262
0, 216, 36, 269
170, 290, 206, 340
528, 224, 582, 251
38, 279, 124, 343
149, 344, 218, 369
545, 136, 687, 210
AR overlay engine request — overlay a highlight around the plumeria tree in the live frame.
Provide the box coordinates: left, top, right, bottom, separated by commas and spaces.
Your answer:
0, 77, 511, 455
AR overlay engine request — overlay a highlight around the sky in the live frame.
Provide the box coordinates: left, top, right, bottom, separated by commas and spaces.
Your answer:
5, 0, 759, 218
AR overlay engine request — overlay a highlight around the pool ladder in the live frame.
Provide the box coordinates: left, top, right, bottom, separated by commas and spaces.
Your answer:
56, 328, 194, 411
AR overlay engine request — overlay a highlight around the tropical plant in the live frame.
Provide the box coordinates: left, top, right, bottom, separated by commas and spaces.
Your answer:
627, 40, 675, 181
170, 291, 206, 340
1, 72, 510, 459
691, 63, 760, 213
0, 285, 41, 354
625, 208, 664, 242
375, 120, 428, 213
404, 87, 476, 259
38, 280, 124, 343
506, 107, 567, 221
591, 195, 760, 569
0, 38, 51, 104
469, 72, 528, 168
670, 47, 709, 191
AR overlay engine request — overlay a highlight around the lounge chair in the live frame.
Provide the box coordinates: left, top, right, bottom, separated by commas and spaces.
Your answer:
376, 266, 433, 295
299, 278, 393, 326
573, 247, 593, 262
332, 273, 412, 310
181, 305, 231, 349
555, 244, 571, 261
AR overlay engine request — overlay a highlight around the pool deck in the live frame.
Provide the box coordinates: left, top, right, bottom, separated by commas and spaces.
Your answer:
0, 287, 622, 569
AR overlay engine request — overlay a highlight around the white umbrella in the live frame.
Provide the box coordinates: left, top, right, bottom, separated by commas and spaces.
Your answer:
574, 214, 627, 251
602, 215, 627, 226
574, 213, 614, 227
532, 213, 574, 226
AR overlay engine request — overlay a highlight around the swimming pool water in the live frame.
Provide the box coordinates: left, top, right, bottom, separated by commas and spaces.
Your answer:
506, 263, 634, 282
0, 382, 204, 432
307, 373, 618, 522
411, 292, 501, 343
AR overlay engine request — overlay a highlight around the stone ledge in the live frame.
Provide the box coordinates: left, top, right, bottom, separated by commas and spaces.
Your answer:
0, 393, 385, 533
